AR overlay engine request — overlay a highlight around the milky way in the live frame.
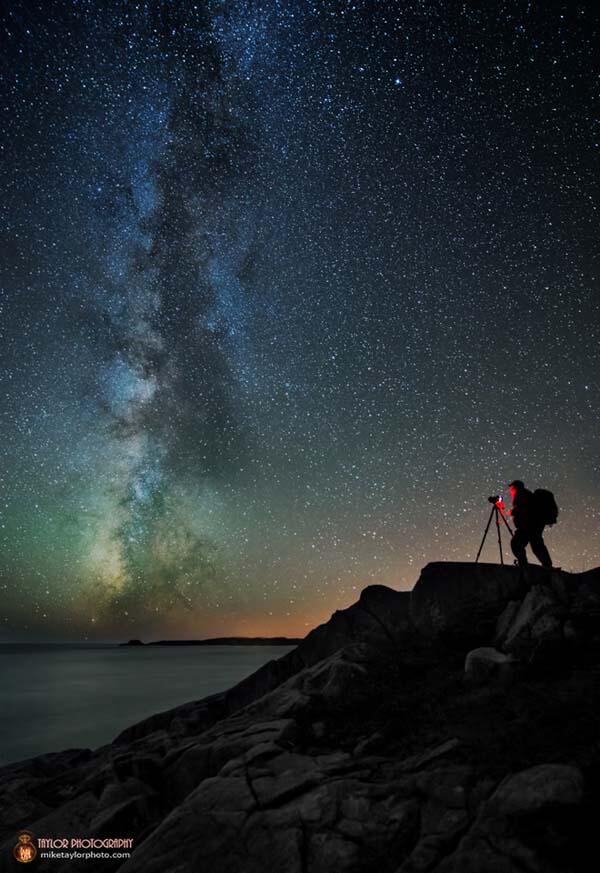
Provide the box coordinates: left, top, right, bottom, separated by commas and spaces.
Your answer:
1, 1, 598, 641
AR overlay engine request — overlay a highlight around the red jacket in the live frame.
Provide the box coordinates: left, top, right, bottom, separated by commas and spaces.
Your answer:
510, 487, 535, 529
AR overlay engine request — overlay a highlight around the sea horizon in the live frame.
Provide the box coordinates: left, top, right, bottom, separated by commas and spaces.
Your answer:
0, 635, 301, 646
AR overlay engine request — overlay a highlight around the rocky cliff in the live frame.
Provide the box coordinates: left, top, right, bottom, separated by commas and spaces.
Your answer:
2, 561, 599, 873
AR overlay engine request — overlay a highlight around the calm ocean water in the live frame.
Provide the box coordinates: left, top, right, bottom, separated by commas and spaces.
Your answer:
0, 643, 296, 766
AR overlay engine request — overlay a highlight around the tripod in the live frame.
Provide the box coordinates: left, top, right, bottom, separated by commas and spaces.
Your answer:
475, 500, 514, 564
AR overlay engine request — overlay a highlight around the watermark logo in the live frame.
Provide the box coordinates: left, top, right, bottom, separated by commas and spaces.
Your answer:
10, 831, 134, 863
13, 832, 37, 864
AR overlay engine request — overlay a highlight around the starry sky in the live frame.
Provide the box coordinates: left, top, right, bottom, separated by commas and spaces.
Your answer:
1, 0, 598, 642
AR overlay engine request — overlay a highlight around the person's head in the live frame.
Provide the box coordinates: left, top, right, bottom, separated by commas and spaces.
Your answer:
508, 480, 525, 500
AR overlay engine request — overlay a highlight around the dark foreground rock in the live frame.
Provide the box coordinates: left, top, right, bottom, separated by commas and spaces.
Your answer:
1, 562, 599, 873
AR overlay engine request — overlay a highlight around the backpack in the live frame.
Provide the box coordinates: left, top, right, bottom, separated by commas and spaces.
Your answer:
533, 489, 559, 525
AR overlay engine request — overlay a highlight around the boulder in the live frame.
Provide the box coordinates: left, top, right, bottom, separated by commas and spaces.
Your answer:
435, 764, 584, 873
497, 584, 567, 660
464, 647, 516, 687
488, 763, 584, 813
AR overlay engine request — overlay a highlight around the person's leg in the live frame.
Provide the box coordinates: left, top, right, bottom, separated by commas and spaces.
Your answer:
511, 529, 529, 565
530, 527, 552, 567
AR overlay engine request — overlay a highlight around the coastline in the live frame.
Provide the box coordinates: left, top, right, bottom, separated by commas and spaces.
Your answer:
2, 562, 599, 872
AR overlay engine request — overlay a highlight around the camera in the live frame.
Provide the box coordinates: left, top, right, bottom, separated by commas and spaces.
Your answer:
488, 495, 500, 504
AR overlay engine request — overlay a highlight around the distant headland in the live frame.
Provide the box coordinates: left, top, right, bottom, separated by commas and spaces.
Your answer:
120, 637, 303, 647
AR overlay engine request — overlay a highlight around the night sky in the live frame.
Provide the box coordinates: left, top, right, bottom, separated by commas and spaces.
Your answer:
1, 1, 598, 642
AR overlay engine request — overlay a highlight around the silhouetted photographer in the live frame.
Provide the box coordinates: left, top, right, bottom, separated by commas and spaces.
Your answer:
507, 480, 557, 568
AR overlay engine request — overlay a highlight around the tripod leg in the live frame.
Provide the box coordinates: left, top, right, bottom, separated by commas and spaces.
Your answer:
495, 507, 504, 565
476, 507, 496, 562
499, 511, 513, 537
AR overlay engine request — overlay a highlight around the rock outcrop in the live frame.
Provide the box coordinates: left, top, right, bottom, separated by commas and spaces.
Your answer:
409, 562, 526, 643
1, 562, 599, 873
